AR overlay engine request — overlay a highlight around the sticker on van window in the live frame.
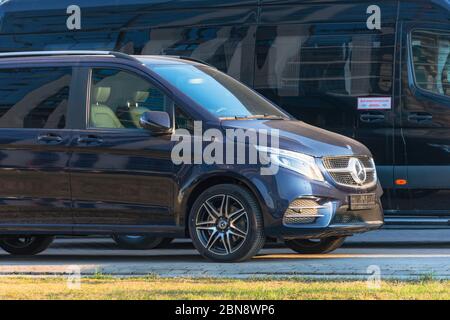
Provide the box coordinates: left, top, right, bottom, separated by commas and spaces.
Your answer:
357, 97, 391, 110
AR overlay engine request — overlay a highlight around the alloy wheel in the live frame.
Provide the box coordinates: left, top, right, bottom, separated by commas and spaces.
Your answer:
195, 194, 249, 256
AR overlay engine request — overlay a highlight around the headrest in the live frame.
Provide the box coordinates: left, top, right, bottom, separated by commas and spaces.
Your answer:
134, 91, 149, 103
93, 87, 111, 104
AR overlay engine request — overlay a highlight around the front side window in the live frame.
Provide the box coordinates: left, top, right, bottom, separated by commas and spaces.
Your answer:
89, 68, 172, 129
411, 30, 450, 97
150, 64, 288, 119
0, 67, 71, 129
175, 106, 194, 132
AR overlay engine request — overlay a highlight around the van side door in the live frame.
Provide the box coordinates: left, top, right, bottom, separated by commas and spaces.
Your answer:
69, 65, 179, 235
254, 1, 399, 212
399, 23, 450, 225
0, 64, 75, 232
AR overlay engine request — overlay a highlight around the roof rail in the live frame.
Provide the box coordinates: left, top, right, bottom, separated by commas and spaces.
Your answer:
0, 51, 213, 67
0, 50, 141, 63
165, 55, 213, 67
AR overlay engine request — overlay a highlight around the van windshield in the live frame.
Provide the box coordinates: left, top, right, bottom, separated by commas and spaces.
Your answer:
149, 64, 289, 119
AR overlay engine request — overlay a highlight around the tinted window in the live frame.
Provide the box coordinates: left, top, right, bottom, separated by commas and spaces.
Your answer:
0, 25, 255, 85
134, 26, 254, 84
411, 30, 450, 97
89, 68, 172, 129
254, 24, 395, 129
0, 67, 71, 129
0, 32, 120, 53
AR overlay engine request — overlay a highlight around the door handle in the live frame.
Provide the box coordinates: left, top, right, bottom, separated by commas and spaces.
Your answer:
37, 133, 63, 144
360, 112, 385, 123
77, 135, 103, 145
408, 112, 433, 123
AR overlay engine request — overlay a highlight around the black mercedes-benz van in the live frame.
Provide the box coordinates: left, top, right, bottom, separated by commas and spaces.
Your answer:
0, 51, 383, 261
0, 0, 447, 228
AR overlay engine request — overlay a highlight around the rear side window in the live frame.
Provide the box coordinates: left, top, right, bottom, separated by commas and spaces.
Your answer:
0, 67, 71, 129
411, 30, 450, 97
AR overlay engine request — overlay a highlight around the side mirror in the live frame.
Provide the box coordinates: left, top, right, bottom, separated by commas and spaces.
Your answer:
139, 111, 172, 134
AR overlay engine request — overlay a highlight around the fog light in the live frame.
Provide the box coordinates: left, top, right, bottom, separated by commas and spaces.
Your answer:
283, 198, 325, 225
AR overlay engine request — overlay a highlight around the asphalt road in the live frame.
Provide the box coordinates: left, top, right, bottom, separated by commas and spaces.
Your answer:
0, 229, 449, 280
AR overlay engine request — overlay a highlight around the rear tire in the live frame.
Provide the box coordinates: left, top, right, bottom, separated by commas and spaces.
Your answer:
189, 184, 265, 262
112, 235, 172, 250
285, 236, 346, 254
0, 236, 54, 255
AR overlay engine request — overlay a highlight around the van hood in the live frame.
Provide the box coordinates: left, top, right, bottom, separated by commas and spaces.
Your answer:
221, 119, 371, 158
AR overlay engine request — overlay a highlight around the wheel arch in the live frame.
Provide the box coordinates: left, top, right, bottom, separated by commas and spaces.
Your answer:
180, 173, 268, 236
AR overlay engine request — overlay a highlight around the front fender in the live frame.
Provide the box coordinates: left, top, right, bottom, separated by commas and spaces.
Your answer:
173, 164, 280, 232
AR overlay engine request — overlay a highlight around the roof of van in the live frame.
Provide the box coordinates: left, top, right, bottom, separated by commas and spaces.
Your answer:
1, 0, 449, 36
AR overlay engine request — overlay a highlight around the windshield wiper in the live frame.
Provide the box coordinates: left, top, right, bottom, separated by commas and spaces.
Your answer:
220, 114, 287, 120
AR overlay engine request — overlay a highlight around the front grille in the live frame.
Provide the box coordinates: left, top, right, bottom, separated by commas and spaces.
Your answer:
283, 199, 323, 225
322, 155, 377, 188
323, 156, 373, 169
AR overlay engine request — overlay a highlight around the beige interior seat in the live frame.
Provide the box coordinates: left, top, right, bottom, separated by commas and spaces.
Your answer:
90, 87, 124, 128
129, 91, 151, 128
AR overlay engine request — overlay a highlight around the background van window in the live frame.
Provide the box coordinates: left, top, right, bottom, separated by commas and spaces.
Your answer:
411, 30, 450, 97
254, 24, 395, 130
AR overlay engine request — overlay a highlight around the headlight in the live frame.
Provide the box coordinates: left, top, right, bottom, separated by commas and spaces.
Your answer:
256, 146, 325, 181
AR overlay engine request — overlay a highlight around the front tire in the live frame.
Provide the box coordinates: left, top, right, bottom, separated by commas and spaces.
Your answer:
285, 236, 346, 254
0, 236, 54, 255
189, 184, 265, 262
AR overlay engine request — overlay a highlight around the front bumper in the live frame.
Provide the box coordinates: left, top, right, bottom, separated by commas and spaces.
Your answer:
250, 167, 384, 239
274, 203, 384, 240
